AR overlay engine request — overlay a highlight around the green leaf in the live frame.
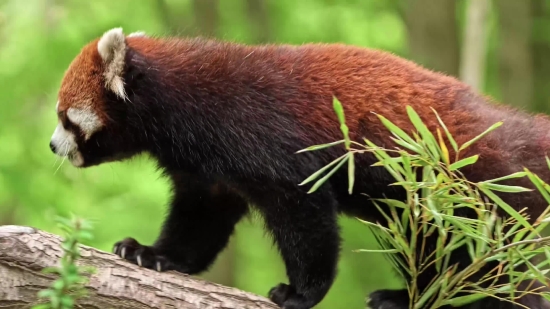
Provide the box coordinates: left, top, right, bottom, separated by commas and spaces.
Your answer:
431, 107, 458, 152
376, 113, 418, 147
406, 106, 440, 160
353, 248, 400, 253
299, 154, 347, 186
481, 171, 527, 183
307, 155, 349, 193
390, 137, 423, 154
449, 155, 479, 171
478, 185, 530, 227
37, 289, 55, 298
442, 293, 488, 306
60, 296, 74, 308
332, 97, 351, 149
295, 140, 345, 153
477, 183, 532, 193
348, 152, 355, 194
525, 168, 550, 205
459, 121, 503, 152
53, 279, 65, 291
437, 128, 450, 164
333, 96, 346, 127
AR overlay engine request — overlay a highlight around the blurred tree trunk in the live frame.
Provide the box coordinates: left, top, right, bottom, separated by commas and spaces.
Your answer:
531, 0, 550, 113
43, 0, 58, 31
246, 0, 271, 43
156, 0, 193, 35
406, 0, 460, 76
192, 0, 219, 37
156, 0, 177, 34
460, 0, 491, 91
496, 0, 533, 109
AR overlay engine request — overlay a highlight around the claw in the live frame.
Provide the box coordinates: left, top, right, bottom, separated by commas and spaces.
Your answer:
137, 255, 142, 267
156, 261, 162, 272
121, 247, 126, 259
113, 244, 119, 254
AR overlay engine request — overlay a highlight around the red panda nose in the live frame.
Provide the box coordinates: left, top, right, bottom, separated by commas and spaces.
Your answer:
49, 141, 56, 154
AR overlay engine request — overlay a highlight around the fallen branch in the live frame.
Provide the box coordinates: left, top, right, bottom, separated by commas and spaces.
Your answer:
0, 225, 279, 309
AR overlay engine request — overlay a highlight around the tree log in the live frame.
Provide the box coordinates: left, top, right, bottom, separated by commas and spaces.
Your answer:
0, 225, 279, 309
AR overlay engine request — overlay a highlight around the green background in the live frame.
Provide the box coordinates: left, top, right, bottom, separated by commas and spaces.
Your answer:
1, 1, 549, 308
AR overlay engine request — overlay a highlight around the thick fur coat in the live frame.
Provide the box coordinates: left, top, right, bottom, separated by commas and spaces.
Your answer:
49, 28, 550, 309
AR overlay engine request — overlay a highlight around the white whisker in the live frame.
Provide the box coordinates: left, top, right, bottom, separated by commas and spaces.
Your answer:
53, 140, 69, 175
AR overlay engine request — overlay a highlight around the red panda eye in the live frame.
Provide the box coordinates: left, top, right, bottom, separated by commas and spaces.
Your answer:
57, 111, 72, 129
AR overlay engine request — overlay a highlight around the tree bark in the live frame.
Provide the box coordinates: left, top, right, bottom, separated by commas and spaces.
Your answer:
0, 225, 278, 309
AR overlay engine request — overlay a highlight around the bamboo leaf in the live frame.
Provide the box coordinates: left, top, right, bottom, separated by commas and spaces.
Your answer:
376, 113, 418, 147
431, 107, 458, 152
299, 154, 347, 186
307, 155, 349, 193
406, 105, 440, 160
449, 155, 479, 171
332, 97, 351, 149
478, 185, 530, 227
348, 152, 355, 194
437, 128, 450, 165
477, 183, 532, 193
390, 137, 423, 154
295, 140, 345, 153
442, 294, 488, 306
481, 172, 528, 183
353, 248, 401, 253
525, 168, 550, 206
459, 121, 503, 152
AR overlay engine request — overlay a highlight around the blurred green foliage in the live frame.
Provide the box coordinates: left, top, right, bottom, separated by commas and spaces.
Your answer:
1, 1, 548, 308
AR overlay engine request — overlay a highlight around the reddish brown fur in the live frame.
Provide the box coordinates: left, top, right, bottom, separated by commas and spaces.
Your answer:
56, 33, 550, 309
58, 39, 108, 121
115, 36, 550, 214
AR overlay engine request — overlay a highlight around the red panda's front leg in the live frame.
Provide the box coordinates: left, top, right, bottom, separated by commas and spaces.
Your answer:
113, 177, 248, 275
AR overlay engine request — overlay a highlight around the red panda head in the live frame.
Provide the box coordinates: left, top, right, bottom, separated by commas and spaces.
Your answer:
49, 28, 147, 167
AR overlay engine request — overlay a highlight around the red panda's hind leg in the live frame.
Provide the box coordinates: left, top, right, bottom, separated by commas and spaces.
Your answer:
259, 189, 340, 309
367, 289, 414, 309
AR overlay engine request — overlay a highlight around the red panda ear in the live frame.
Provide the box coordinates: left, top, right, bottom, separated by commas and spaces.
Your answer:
97, 27, 128, 100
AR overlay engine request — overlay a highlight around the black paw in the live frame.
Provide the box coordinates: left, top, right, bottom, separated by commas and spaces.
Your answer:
113, 237, 176, 272
367, 289, 410, 309
268, 283, 313, 309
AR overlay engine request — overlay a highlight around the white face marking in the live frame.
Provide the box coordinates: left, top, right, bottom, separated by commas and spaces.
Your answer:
50, 122, 84, 167
66, 107, 102, 139
50, 105, 102, 167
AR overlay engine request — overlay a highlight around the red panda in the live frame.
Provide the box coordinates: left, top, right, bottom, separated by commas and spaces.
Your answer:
49, 27, 550, 309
